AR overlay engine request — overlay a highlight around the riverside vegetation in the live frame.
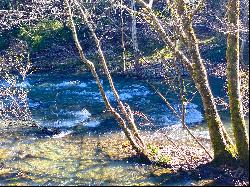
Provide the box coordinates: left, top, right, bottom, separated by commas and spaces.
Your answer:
0, 0, 249, 186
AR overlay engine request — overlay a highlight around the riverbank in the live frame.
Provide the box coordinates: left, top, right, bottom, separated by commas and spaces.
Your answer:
0, 120, 248, 186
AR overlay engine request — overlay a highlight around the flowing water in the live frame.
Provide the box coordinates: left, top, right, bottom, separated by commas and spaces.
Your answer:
26, 72, 205, 128
0, 71, 248, 186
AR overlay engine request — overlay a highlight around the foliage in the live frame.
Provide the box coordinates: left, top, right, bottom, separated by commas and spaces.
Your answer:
147, 144, 160, 155
157, 154, 171, 163
19, 20, 71, 51
147, 144, 171, 163
139, 46, 173, 64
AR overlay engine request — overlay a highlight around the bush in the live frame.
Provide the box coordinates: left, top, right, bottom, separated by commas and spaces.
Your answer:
19, 20, 71, 51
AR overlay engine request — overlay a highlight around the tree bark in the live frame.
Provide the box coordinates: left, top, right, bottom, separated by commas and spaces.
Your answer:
239, 0, 249, 67
120, 0, 127, 72
131, 0, 140, 70
64, 0, 151, 161
148, 0, 154, 8
136, 0, 236, 161
226, 0, 249, 165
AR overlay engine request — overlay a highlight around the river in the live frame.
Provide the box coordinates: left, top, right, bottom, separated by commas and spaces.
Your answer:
0, 71, 248, 185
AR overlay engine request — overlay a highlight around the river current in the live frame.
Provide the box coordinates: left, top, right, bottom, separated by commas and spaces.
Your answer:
1, 71, 247, 186
25, 72, 205, 130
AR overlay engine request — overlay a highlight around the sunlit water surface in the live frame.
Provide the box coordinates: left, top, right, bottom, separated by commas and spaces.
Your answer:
0, 71, 248, 186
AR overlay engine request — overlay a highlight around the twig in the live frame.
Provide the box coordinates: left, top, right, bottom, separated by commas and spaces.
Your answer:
148, 82, 213, 159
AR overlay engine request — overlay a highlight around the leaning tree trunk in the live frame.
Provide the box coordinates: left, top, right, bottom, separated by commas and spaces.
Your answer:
226, 0, 249, 165
64, 0, 151, 161
135, 0, 236, 162
183, 20, 236, 161
176, 0, 236, 161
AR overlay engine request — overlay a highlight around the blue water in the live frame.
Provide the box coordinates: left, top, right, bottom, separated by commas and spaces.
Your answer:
18, 72, 205, 130
1, 71, 249, 186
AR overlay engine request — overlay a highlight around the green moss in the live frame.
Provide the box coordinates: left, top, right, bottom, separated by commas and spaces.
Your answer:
157, 155, 171, 164
225, 143, 237, 158
147, 144, 160, 155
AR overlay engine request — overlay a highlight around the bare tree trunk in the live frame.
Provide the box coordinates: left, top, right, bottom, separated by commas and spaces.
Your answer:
175, 0, 237, 160
131, 0, 140, 70
148, 0, 154, 8
76, 1, 146, 149
226, 0, 249, 165
239, 0, 249, 67
64, 0, 151, 161
175, 0, 237, 161
136, 0, 236, 162
149, 83, 213, 159
240, 38, 246, 66
120, 0, 127, 72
